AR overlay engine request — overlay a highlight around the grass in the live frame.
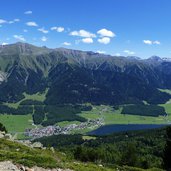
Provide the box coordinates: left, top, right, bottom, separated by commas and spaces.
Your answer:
79, 105, 169, 125
0, 114, 34, 139
0, 114, 33, 133
0, 138, 58, 168
0, 138, 163, 171
71, 127, 98, 134
0, 89, 48, 138
82, 135, 96, 140
0, 138, 114, 171
23, 88, 48, 102
57, 121, 81, 127
4, 88, 48, 109
158, 88, 171, 95
158, 88, 171, 121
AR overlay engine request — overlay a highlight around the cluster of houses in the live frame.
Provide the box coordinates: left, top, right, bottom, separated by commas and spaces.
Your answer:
25, 118, 104, 139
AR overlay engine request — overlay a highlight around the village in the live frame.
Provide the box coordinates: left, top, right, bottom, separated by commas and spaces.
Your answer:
25, 118, 104, 139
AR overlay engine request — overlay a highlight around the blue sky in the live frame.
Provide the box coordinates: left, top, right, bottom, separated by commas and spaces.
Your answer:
0, 0, 171, 58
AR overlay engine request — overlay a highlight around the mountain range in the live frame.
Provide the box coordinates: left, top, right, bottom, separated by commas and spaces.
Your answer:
0, 42, 171, 105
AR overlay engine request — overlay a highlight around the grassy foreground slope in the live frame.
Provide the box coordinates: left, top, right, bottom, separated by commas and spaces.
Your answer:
0, 138, 163, 171
0, 138, 112, 171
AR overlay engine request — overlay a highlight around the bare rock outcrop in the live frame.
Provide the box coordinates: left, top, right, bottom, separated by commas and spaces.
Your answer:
0, 161, 20, 171
0, 161, 73, 171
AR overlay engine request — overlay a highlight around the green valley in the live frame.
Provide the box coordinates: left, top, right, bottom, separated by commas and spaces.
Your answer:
0, 89, 171, 139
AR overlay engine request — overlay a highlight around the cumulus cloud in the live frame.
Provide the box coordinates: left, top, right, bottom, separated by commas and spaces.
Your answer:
13, 35, 26, 41
26, 21, 38, 27
115, 53, 121, 56
8, 21, 14, 24
98, 37, 110, 44
123, 50, 135, 55
1, 42, 8, 46
0, 19, 7, 24
9, 18, 20, 24
23, 29, 28, 32
143, 40, 152, 45
96, 50, 106, 54
14, 19, 20, 22
153, 40, 161, 45
24, 11, 32, 14
38, 27, 49, 34
97, 29, 115, 37
143, 40, 161, 45
0, 18, 20, 25
51, 27, 64, 32
70, 29, 96, 38
41, 36, 47, 42
82, 37, 93, 44
63, 42, 71, 46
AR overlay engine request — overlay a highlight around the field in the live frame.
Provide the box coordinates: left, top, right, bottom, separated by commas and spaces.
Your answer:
0, 114, 34, 139
57, 121, 81, 127
0, 90, 47, 138
79, 105, 170, 125
159, 89, 171, 120
3, 89, 48, 109
158, 88, 171, 95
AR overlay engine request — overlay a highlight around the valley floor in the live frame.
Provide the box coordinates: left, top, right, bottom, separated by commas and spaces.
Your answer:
0, 89, 171, 139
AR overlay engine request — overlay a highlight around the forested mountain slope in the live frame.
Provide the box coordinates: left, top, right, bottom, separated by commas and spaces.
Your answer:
0, 42, 171, 105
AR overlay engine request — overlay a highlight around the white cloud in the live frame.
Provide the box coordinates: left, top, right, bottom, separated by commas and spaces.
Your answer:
70, 29, 96, 38
23, 29, 28, 32
123, 50, 135, 55
51, 26, 64, 32
41, 36, 47, 42
97, 29, 115, 37
115, 53, 121, 56
153, 40, 161, 45
82, 37, 93, 44
38, 27, 49, 34
8, 21, 14, 24
143, 40, 161, 45
24, 11, 32, 14
1, 42, 8, 46
0, 19, 7, 24
13, 35, 26, 41
26, 21, 38, 27
98, 37, 110, 44
0, 18, 20, 25
96, 50, 106, 54
9, 18, 20, 24
143, 40, 153, 45
14, 19, 20, 22
63, 42, 71, 46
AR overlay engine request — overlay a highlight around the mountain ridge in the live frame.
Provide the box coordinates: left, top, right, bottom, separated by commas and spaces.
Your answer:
0, 42, 171, 105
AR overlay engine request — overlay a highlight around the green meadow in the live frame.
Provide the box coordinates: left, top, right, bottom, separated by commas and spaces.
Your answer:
0, 114, 33, 135
4, 88, 48, 109
79, 105, 169, 125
